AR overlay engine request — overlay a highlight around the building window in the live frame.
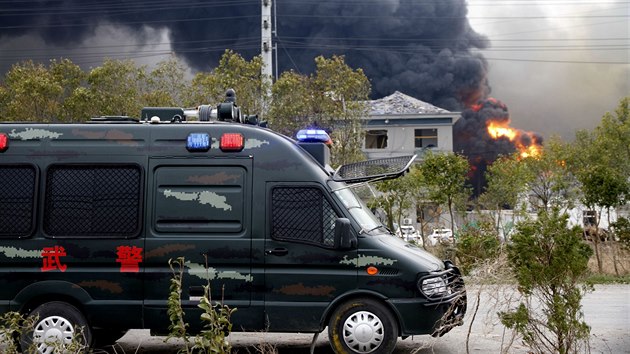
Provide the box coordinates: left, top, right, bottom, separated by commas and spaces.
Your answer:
583, 210, 597, 226
365, 130, 388, 149
415, 129, 438, 148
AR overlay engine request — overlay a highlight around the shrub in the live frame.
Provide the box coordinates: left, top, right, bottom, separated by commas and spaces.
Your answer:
500, 209, 593, 354
455, 221, 501, 275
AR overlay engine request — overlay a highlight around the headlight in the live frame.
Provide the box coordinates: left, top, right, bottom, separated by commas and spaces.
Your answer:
419, 276, 449, 297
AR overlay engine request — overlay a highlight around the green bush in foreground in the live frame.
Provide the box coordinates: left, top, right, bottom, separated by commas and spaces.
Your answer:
500, 210, 593, 354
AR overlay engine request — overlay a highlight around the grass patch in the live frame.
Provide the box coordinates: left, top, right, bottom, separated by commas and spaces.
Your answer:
585, 273, 630, 284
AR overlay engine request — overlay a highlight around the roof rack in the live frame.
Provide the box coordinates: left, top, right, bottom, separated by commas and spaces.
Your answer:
89, 116, 139, 123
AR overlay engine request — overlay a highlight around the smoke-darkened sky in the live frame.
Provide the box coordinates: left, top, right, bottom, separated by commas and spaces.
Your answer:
0, 0, 628, 141
467, 0, 629, 140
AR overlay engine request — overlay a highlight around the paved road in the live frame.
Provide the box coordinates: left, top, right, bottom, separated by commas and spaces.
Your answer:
103, 284, 629, 354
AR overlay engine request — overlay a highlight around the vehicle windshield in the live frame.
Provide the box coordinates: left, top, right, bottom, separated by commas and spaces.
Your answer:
333, 186, 383, 234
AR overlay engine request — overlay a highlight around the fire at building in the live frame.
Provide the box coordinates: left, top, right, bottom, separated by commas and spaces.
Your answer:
455, 97, 544, 196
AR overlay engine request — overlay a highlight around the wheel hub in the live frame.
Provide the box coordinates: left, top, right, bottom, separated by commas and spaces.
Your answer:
33, 316, 74, 354
342, 311, 384, 353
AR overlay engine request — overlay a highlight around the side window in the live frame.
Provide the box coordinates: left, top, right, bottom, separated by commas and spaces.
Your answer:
272, 187, 338, 248
44, 165, 142, 238
153, 166, 246, 234
0, 165, 36, 237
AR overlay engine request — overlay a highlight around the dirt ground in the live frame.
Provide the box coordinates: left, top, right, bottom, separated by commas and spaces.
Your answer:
587, 242, 630, 275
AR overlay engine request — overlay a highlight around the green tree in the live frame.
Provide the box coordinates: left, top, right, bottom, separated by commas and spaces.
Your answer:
141, 57, 188, 108
213, 50, 269, 116
455, 220, 501, 275
1, 60, 63, 121
570, 97, 630, 273
612, 217, 630, 251
49, 58, 87, 122
268, 70, 313, 137
370, 169, 417, 233
593, 97, 630, 176
87, 59, 143, 116
311, 55, 370, 166
479, 153, 532, 239
186, 71, 222, 108
419, 151, 471, 233
409, 166, 435, 246
267, 55, 370, 166
521, 136, 577, 213
186, 50, 269, 118
500, 210, 593, 354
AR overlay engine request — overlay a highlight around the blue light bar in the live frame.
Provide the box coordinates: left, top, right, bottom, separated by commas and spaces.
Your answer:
296, 129, 332, 145
187, 133, 210, 152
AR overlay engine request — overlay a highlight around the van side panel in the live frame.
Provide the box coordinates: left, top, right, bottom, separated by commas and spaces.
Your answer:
0, 124, 150, 331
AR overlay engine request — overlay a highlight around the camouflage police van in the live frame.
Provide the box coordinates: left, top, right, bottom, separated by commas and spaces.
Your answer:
0, 91, 466, 354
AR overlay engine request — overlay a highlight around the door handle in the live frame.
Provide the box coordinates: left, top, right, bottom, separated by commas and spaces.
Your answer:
265, 247, 289, 256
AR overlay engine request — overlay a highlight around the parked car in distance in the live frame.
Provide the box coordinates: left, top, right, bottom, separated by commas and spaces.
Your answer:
399, 225, 423, 246
428, 228, 453, 246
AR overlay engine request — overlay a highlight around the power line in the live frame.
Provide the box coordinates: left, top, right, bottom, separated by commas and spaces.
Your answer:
0, 1, 258, 16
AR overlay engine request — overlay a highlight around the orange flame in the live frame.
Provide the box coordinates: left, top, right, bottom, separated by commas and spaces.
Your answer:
487, 121, 517, 140
487, 119, 542, 159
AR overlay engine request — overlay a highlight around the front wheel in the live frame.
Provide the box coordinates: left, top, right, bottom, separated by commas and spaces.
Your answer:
20, 301, 92, 354
328, 298, 398, 354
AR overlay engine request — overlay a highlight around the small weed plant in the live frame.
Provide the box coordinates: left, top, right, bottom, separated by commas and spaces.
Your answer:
0, 311, 35, 354
0, 311, 90, 354
166, 256, 236, 354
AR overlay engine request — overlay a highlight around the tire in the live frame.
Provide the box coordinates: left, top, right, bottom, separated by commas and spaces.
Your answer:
328, 298, 398, 354
20, 301, 92, 354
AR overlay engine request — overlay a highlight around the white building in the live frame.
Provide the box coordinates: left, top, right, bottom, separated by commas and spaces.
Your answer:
361, 91, 460, 160
360, 91, 460, 233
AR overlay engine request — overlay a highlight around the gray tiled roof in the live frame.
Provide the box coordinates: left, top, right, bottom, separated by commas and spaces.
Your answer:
367, 91, 450, 115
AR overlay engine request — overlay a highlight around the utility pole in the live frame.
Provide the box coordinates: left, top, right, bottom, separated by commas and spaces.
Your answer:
261, 0, 273, 115
261, 0, 273, 82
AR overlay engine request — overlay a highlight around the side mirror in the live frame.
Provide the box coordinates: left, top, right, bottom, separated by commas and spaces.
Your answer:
334, 218, 357, 250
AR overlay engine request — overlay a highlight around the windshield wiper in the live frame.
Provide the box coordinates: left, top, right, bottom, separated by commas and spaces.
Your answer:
359, 224, 388, 235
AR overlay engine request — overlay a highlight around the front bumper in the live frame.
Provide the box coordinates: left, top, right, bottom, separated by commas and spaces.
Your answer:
388, 262, 467, 336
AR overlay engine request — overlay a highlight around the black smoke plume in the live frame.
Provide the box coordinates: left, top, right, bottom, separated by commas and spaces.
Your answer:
4, 0, 526, 194
1, 0, 489, 110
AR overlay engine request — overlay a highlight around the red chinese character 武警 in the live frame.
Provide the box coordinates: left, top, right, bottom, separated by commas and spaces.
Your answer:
116, 246, 143, 273
41, 246, 67, 272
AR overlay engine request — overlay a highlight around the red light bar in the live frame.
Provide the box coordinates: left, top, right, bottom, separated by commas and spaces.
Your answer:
220, 133, 244, 152
0, 133, 8, 152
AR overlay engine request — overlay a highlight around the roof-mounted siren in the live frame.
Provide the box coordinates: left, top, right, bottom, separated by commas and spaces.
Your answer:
212, 89, 265, 126
296, 129, 332, 167
216, 88, 244, 123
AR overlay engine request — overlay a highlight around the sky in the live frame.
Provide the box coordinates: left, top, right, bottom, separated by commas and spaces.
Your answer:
466, 0, 629, 140
0, 0, 628, 141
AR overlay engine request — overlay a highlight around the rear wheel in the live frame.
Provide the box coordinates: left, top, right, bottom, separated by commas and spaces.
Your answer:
20, 301, 92, 354
328, 298, 398, 354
